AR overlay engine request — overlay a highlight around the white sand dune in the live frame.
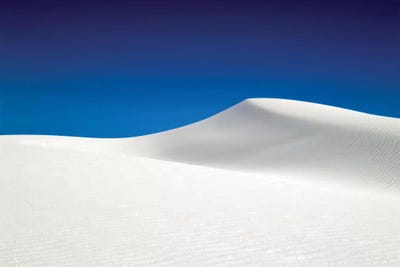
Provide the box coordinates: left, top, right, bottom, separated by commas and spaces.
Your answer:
1, 98, 400, 266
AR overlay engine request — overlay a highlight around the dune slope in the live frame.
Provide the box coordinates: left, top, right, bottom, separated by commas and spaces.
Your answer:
123, 98, 400, 190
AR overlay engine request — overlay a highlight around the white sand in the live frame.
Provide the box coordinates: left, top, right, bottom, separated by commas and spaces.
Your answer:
1, 98, 400, 266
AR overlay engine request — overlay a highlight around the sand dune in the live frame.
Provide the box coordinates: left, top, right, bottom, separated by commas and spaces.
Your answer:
1, 98, 400, 266
123, 98, 400, 190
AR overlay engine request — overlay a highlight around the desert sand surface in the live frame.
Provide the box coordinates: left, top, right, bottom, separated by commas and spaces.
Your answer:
1, 98, 400, 266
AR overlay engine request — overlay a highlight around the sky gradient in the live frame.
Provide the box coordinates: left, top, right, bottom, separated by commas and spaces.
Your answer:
1, 0, 399, 137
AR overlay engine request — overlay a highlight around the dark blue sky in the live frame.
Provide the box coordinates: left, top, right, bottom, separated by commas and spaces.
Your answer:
1, 0, 399, 137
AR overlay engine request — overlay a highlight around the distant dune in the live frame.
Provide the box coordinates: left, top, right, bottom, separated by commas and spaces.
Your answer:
1, 99, 400, 266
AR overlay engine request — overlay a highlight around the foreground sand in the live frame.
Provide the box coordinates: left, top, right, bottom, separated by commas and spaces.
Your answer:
1, 99, 400, 266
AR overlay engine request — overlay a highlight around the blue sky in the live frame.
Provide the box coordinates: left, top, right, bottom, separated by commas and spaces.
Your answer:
1, 0, 399, 137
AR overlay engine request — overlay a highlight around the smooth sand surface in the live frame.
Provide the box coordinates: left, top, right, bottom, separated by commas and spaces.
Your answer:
1, 98, 400, 266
